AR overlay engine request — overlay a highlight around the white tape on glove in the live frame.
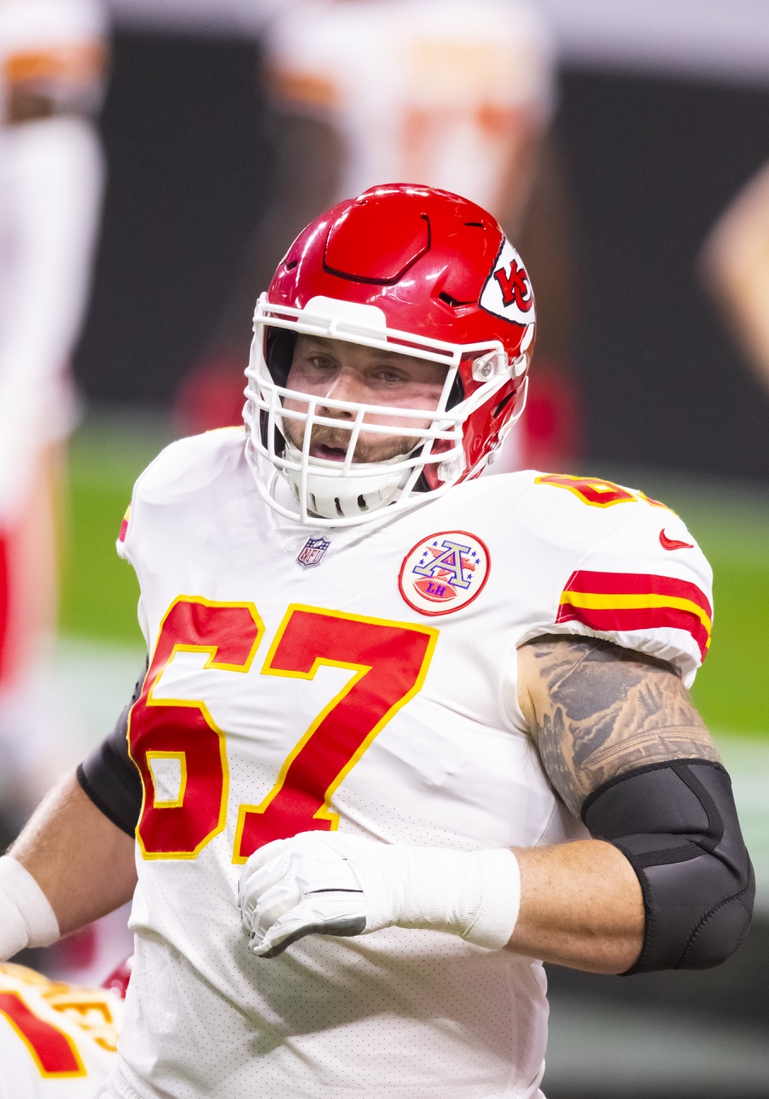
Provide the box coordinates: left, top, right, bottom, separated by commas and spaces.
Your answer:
0, 856, 60, 961
238, 831, 520, 959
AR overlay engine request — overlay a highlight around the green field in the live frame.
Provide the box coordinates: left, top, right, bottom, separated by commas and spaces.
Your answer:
59, 416, 769, 739
590, 467, 769, 739
59, 412, 171, 646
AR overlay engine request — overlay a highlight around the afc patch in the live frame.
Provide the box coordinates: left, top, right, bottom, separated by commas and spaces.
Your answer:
399, 531, 491, 616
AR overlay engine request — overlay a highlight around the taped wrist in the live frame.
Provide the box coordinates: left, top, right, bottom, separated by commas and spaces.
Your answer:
359, 845, 521, 950
0, 856, 59, 961
583, 759, 754, 974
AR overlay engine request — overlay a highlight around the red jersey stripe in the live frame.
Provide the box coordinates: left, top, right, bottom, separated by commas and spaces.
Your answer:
556, 603, 710, 661
556, 570, 712, 661
561, 570, 712, 617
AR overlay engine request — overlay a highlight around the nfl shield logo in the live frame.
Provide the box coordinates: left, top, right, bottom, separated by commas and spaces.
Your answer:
297, 537, 331, 568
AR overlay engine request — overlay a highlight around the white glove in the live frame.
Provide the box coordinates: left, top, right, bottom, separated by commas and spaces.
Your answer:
238, 831, 520, 959
0, 856, 59, 961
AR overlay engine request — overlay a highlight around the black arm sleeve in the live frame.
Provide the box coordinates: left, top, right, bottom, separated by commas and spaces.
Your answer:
76, 661, 147, 837
583, 759, 754, 974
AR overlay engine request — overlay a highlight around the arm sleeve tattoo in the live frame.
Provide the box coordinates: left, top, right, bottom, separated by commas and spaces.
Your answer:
518, 635, 721, 817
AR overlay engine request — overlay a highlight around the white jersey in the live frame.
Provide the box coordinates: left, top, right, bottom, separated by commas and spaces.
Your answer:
0, 963, 122, 1099
108, 429, 712, 1099
265, 0, 554, 215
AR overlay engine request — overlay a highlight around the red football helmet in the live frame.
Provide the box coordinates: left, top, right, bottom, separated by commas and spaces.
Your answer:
244, 183, 535, 525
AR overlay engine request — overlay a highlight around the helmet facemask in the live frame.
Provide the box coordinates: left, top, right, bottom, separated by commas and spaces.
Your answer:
244, 294, 527, 527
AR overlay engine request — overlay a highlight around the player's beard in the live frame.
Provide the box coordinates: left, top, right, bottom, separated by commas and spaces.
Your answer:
282, 418, 419, 463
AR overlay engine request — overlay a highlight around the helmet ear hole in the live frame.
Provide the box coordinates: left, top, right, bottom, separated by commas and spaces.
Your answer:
265, 328, 297, 387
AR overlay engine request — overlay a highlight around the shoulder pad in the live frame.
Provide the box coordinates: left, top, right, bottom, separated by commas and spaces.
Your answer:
116, 428, 247, 564
521, 473, 712, 685
132, 428, 246, 505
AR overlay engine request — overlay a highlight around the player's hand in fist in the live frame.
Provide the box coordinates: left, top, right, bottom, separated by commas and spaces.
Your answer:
238, 832, 367, 958
238, 831, 520, 959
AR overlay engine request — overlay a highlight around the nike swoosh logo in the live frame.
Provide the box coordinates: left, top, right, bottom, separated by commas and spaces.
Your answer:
659, 529, 694, 551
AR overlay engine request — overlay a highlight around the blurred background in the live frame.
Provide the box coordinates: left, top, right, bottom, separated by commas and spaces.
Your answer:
0, 0, 767, 1095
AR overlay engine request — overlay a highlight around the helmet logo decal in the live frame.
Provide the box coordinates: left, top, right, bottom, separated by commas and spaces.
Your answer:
479, 239, 536, 326
493, 260, 532, 312
399, 531, 491, 616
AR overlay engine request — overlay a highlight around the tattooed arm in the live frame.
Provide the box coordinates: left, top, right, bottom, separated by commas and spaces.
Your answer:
506, 635, 720, 973
517, 635, 720, 817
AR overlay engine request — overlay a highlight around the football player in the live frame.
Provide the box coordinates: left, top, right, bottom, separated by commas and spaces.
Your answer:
0, 185, 753, 1099
0, 960, 123, 1097
0, 0, 107, 817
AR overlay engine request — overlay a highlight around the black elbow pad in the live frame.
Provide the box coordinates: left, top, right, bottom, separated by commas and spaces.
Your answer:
582, 759, 754, 974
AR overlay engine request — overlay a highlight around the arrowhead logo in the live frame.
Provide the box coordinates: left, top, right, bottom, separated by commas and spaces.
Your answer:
479, 239, 536, 326
494, 261, 531, 311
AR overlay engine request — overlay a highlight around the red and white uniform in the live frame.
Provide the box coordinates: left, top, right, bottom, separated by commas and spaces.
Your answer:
102, 429, 712, 1099
0, 962, 122, 1098
265, 0, 554, 217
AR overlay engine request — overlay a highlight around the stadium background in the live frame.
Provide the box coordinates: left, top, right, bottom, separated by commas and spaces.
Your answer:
42, 1, 769, 1096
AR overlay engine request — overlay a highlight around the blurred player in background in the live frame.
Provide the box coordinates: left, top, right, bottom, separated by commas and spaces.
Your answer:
268, 0, 553, 226
0, 960, 123, 1097
0, 0, 108, 833
700, 160, 769, 400
180, 0, 581, 471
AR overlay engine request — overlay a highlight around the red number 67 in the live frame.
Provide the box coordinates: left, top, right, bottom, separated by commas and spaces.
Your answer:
128, 599, 437, 862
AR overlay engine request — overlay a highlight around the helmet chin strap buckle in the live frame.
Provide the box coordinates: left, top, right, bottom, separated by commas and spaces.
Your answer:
437, 455, 465, 482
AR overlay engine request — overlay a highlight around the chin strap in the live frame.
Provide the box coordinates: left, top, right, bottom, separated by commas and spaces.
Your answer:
282, 441, 411, 521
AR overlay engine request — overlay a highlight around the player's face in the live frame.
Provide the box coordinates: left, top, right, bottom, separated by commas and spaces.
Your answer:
282, 335, 448, 463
